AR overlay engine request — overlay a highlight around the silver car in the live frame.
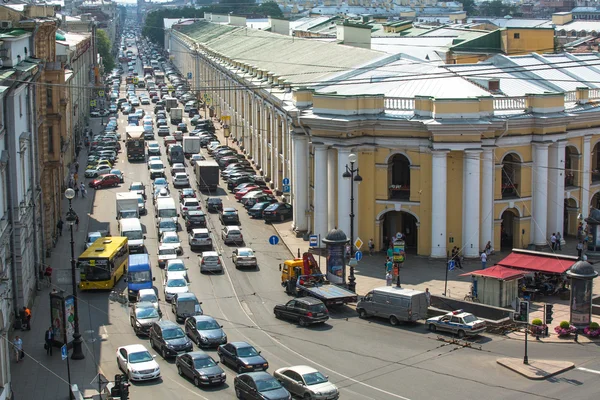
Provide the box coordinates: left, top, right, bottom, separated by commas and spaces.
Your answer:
221, 226, 243, 245
231, 247, 257, 269
173, 172, 189, 188
199, 251, 222, 273
274, 365, 339, 400
157, 217, 177, 236
189, 228, 212, 251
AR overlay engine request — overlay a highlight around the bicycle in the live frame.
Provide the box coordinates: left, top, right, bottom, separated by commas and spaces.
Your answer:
464, 293, 481, 303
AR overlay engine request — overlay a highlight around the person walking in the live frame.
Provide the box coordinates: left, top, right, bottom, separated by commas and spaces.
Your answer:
425, 288, 431, 306
44, 265, 53, 287
13, 336, 23, 362
556, 232, 562, 251
23, 307, 31, 331
74, 172, 78, 183
44, 327, 54, 355
75, 215, 80, 231
480, 251, 487, 269
577, 241, 584, 260
385, 271, 393, 286
550, 233, 557, 251
453, 247, 463, 269
368, 239, 374, 256
386, 245, 393, 260
80, 182, 87, 198
56, 218, 63, 237
74, 184, 80, 198
484, 241, 492, 256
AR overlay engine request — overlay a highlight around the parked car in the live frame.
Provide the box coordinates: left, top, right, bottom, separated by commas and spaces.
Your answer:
110, 169, 124, 183
217, 342, 268, 373
273, 298, 329, 326
263, 203, 293, 223
233, 372, 290, 400
89, 174, 120, 189
426, 310, 487, 338
175, 351, 226, 387
231, 248, 257, 269
184, 315, 227, 348
248, 202, 274, 218
274, 366, 339, 399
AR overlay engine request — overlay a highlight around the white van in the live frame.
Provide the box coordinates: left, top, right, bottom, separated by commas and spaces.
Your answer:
119, 218, 145, 253
155, 197, 178, 224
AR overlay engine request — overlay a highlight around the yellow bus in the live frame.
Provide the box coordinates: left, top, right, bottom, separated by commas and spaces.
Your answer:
78, 237, 129, 290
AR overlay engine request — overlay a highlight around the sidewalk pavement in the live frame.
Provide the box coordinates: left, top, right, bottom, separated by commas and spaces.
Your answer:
497, 357, 575, 380
11, 118, 105, 400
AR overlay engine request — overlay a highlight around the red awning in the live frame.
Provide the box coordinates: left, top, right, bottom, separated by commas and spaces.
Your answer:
460, 265, 525, 280
496, 252, 575, 274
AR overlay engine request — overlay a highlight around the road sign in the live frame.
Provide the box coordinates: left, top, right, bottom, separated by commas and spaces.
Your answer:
282, 185, 290, 193
98, 90, 104, 97
309, 235, 318, 247
354, 238, 363, 250
61, 344, 68, 360
269, 235, 280, 245
448, 260, 455, 271
89, 100, 96, 107
282, 177, 290, 185
187, 72, 192, 79
355, 251, 363, 261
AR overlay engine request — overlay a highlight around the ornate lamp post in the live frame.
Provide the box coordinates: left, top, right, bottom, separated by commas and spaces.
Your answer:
342, 153, 362, 292
64, 188, 85, 360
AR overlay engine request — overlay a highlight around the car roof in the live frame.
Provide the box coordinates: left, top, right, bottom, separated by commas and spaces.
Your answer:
201, 251, 219, 257
237, 247, 253, 252
166, 259, 184, 265
183, 198, 198, 202
162, 231, 178, 237
242, 371, 272, 380
282, 365, 318, 375
191, 228, 209, 234
175, 292, 196, 300
187, 210, 204, 216
156, 320, 178, 328
190, 315, 216, 323
119, 344, 148, 353
223, 207, 237, 212
230, 341, 252, 348
186, 350, 210, 360
138, 288, 156, 295
225, 226, 241, 231
295, 297, 325, 306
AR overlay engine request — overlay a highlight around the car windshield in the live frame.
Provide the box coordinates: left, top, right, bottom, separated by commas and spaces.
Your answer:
137, 197, 144, 205
255, 378, 282, 392
129, 351, 153, 364
167, 279, 186, 287
237, 346, 259, 357
123, 231, 143, 240
159, 220, 176, 229
162, 328, 185, 340
193, 357, 217, 369
463, 314, 477, 323
163, 236, 180, 244
139, 293, 157, 303
159, 248, 177, 256
155, 178, 167, 185
159, 209, 177, 218
302, 372, 328, 386
136, 307, 159, 319
167, 262, 185, 271
87, 233, 101, 243
149, 144, 159, 149
196, 320, 220, 330
238, 250, 254, 257
150, 163, 163, 170
128, 270, 151, 283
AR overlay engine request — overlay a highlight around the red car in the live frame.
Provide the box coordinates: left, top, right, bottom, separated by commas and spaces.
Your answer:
234, 185, 273, 200
89, 174, 120, 189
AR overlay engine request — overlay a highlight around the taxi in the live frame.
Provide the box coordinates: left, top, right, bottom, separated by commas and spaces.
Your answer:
426, 310, 486, 338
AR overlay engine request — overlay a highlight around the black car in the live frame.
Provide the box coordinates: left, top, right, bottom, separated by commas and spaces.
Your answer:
234, 372, 291, 400
220, 207, 240, 225
206, 197, 223, 212
227, 175, 254, 191
149, 320, 194, 359
244, 195, 276, 209
217, 342, 268, 373
176, 351, 226, 387
248, 202, 273, 218
273, 298, 329, 326
263, 203, 293, 223
185, 210, 207, 231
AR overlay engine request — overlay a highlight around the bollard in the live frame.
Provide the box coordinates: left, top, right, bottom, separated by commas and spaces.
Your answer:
575, 331, 579, 342
544, 326, 549, 337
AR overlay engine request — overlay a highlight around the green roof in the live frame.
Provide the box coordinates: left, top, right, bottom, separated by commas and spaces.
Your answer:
0, 29, 29, 39
449, 30, 502, 53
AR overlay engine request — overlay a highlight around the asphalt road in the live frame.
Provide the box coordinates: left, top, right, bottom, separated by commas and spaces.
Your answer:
75, 43, 600, 400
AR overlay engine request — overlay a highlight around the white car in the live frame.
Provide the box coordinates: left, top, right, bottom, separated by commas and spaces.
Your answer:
163, 276, 189, 302
274, 365, 339, 399
147, 141, 160, 155
147, 156, 161, 168
148, 160, 166, 179
116, 344, 161, 381
157, 245, 178, 268
85, 164, 112, 178
173, 172, 189, 188
222, 226, 243, 245
136, 288, 161, 315
232, 247, 257, 269
165, 259, 189, 282
160, 232, 182, 255
180, 198, 200, 214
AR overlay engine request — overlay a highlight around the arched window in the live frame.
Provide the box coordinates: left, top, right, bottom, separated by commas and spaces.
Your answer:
565, 146, 580, 187
501, 153, 521, 199
388, 154, 410, 200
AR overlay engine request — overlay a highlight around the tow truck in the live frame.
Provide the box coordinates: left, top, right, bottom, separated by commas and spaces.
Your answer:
279, 253, 357, 306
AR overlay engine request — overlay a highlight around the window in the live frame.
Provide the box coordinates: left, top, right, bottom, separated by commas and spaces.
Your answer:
46, 85, 52, 108
47, 126, 54, 153
513, 33, 520, 39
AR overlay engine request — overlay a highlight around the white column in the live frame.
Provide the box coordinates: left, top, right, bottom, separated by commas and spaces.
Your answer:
327, 148, 337, 231
532, 142, 550, 246
462, 150, 481, 258
337, 148, 352, 237
431, 150, 448, 258
480, 148, 494, 251
292, 133, 308, 231
547, 141, 566, 237
313, 145, 329, 245
582, 136, 591, 219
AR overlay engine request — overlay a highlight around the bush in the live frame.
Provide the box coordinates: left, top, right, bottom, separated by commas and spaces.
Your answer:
532, 318, 543, 326
560, 321, 571, 329
590, 322, 600, 330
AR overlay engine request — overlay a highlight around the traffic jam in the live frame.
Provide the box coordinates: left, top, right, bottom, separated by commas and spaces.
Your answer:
85, 26, 342, 400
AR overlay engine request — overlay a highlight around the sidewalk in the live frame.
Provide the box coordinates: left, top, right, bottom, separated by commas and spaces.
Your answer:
11, 118, 105, 400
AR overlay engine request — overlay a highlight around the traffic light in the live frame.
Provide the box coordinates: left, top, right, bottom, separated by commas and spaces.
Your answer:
545, 304, 554, 324
111, 374, 129, 400
514, 300, 529, 322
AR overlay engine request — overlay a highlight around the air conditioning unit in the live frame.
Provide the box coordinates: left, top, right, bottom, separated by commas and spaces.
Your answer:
0, 21, 13, 29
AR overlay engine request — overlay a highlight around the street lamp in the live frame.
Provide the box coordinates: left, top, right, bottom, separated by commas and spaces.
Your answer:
64, 188, 85, 360
342, 153, 362, 293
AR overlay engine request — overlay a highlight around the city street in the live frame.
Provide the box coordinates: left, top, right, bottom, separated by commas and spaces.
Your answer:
12, 42, 600, 400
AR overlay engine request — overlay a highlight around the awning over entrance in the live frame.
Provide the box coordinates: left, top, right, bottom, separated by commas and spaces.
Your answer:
496, 249, 577, 274
460, 265, 525, 280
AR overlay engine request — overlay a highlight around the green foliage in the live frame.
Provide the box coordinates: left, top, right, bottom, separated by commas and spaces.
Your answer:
457, 0, 476, 15
531, 318, 543, 326
559, 320, 571, 329
590, 322, 600, 330
257, 1, 284, 18
96, 29, 114, 73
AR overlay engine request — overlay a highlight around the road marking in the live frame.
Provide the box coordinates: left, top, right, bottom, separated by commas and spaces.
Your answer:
100, 325, 109, 340
578, 367, 600, 375
167, 376, 211, 399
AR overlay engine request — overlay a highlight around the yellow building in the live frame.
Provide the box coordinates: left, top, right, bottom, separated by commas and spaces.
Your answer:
168, 20, 600, 257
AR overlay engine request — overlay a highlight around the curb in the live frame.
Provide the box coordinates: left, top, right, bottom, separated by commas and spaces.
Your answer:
497, 357, 575, 380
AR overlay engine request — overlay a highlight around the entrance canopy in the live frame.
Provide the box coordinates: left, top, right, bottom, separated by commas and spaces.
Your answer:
460, 265, 524, 281
496, 249, 577, 274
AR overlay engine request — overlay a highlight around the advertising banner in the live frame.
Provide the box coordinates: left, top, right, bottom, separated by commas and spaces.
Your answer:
49, 293, 75, 347
393, 240, 406, 263
326, 244, 345, 285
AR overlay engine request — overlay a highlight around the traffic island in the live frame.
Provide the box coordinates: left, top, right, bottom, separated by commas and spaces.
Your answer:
497, 357, 574, 380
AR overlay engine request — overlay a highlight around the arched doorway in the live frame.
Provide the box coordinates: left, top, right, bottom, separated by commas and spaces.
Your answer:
387, 154, 410, 200
380, 211, 418, 252
565, 146, 579, 187
500, 208, 520, 251
501, 153, 521, 198
564, 198, 578, 237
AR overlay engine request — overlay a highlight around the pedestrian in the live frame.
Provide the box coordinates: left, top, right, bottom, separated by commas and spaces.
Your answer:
387, 245, 393, 260
56, 218, 63, 236
74, 161, 79, 173
550, 233, 557, 250
368, 239, 374, 256
385, 271, 393, 286
556, 232, 562, 251
577, 241, 584, 260
18, 308, 26, 330
485, 241, 492, 256
74, 172, 78, 183
75, 215, 80, 231
44, 327, 54, 355
13, 336, 23, 363
80, 182, 87, 198
453, 247, 463, 269
385, 257, 393, 274
23, 307, 31, 330
44, 265, 53, 287
425, 288, 431, 306
480, 251, 487, 269
74, 184, 80, 198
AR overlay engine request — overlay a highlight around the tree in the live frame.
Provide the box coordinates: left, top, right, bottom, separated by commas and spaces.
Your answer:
96, 29, 115, 73
457, 0, 476, 15
257, 1, 283, 18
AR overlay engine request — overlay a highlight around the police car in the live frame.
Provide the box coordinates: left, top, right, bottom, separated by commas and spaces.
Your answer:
426, 310, 486, 338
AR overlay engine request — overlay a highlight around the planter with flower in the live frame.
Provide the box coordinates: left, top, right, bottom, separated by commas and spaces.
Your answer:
529, 318, 547, 335
554, 320, 577, 337
583, 322, 600, 338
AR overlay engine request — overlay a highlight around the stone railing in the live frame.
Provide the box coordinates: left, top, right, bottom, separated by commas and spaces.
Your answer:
384, 97, 415, 111
492, 96, 527, 111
